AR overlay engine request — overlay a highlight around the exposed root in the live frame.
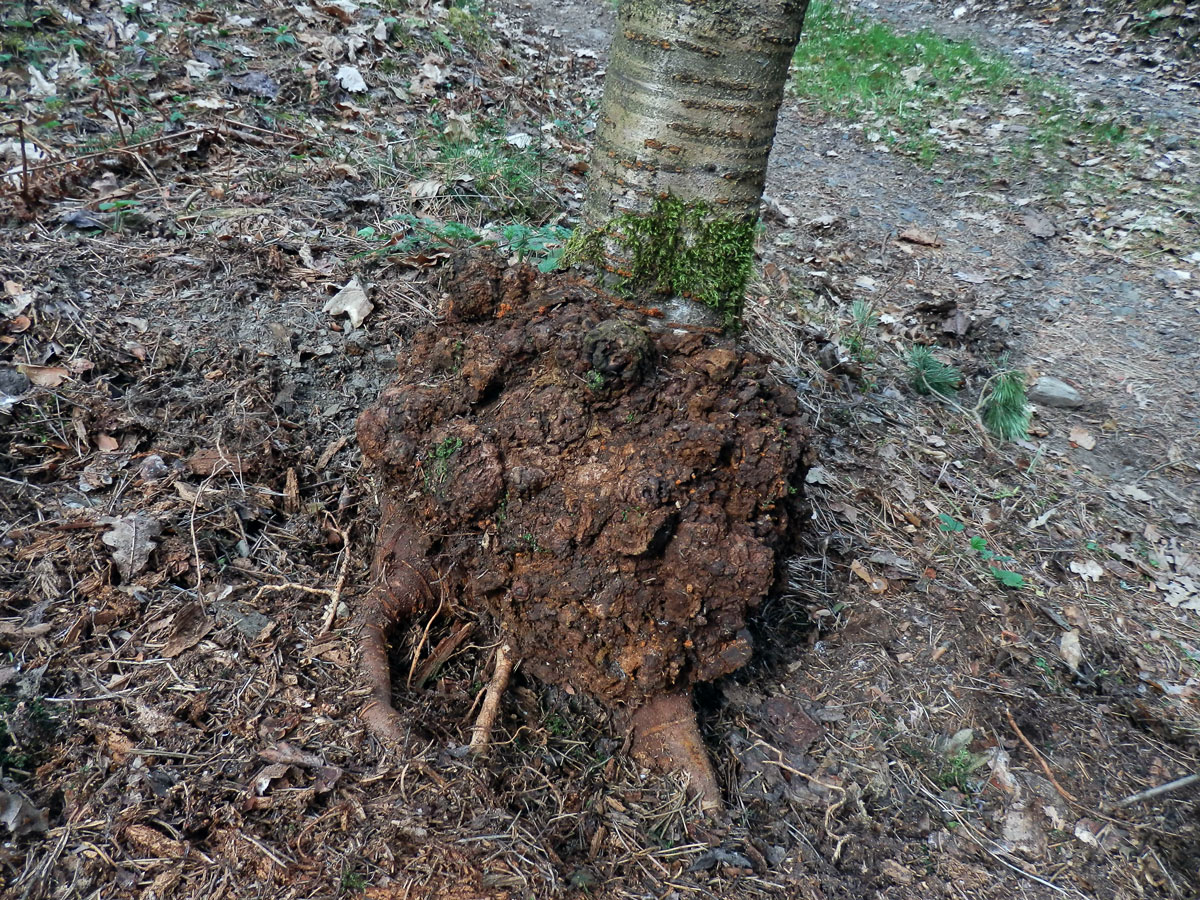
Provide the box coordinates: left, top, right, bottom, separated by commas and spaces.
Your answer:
631, 692, 723, 814
358, 525, 434, 747
359, 599, 410, 745
470, 641, 515, 757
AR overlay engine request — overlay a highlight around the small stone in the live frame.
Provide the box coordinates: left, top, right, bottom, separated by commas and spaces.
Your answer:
138, 454, 170, 481
1028, 376, 1084, 409
0, 366, 31, 399
1162, 134, 1186, 151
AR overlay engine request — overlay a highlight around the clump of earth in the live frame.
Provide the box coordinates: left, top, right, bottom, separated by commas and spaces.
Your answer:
356, 255, 810, 803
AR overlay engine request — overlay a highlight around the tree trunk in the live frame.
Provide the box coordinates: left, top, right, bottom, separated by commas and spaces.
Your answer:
579, 0, 808, 320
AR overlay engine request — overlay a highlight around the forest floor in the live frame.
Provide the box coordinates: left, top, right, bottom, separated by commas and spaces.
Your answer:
1, 1, 1198, 898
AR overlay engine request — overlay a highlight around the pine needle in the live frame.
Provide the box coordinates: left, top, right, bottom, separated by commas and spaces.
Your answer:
906, 346, 962, 396
981, 370, 1031, 441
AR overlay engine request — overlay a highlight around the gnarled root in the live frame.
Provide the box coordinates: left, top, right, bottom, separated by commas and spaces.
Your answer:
632, 692, 723, 814
469, 641, 514, 757
359, 599, 412, 745
358, 523, 434, 748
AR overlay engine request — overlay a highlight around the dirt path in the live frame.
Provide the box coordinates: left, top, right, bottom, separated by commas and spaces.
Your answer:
512, 0, 1200, 530
848, 0, 1200, 131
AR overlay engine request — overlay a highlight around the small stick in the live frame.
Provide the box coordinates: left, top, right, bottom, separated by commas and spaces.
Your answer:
8, 126, 211, 177
1005, 707, 1077, 803
1115, 773, 1200, 808
469, 641, 514, 756
316, 525, 351, 635
98, 69, 127, 144
413, 621, 474, 688
16, 120, 31, 203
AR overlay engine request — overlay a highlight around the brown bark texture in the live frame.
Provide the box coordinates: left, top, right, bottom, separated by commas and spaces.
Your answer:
583, 0, 809, 228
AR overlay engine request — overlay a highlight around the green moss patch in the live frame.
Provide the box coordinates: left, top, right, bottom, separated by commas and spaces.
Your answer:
568, 195, 757, 328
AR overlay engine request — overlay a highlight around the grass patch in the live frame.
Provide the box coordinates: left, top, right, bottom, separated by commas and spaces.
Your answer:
404, 115, 558, 219
791, 1, 1132, 166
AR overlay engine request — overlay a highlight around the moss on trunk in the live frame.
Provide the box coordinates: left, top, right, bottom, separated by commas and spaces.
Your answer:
567, 194, 756, 327
579, 0, 809, 326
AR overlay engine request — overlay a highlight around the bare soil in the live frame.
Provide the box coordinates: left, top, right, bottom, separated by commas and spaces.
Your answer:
1, 1, 1198, 899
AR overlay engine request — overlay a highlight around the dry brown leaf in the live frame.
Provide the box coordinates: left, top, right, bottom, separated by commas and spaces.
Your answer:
95, 432, 120, 452
323, 276, 373, 329
1068, 426, 1096, 450
898, 226, 943, 247
1022, 210, 1057, 238
102, 513, 162, 582
16, 363, 69, 388
1060, 630, 1083, 671
161, 601, 212, 658
0, 791, 48, 837
850, 559, 888, 593
407, 179, 443, 199
1070, 559, 1104, 582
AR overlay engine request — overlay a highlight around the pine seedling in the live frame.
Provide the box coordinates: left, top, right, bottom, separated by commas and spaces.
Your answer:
981, 370, 1031, 441
906, 346, 962, 396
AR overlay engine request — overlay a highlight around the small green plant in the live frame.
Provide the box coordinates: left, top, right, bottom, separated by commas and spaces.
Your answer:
906, 345, 962, 396
98, 198, 144, 232
938, 515, 1025, 589
937, 747, 982, 792
424, 436, 463, 490
356, 217, 570, 273
584, 369, 605, 392
340, 868, 367, 893
980, 369, 1031, 441
262, 24, 298, 47
844, 299, 878, 365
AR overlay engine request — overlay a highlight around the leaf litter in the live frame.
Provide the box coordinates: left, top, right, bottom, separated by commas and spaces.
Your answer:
0, 0, 1197, 898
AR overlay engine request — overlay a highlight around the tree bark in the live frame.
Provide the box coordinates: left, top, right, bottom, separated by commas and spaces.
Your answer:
584, 0, 808, 228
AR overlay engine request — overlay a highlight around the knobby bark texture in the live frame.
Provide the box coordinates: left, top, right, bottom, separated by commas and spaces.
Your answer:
584, 0, 808, 226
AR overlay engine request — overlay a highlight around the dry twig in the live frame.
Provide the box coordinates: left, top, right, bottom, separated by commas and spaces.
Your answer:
1005, 707, 1077, 803
469, 640, 515, 756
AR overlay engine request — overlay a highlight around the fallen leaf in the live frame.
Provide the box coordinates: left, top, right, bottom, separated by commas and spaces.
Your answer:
16, 364, 69, 388
407, 179, 443, 199
443, 112, 475, 143
336, 64, 367, 93
102, 513, 162, 582
1070, 559, 1104, 582
1122, 485, 1153, 503
184, 59, 213, 79
161, 601, 213, 658
1068, 426, 1096, 450
804, 465, 833, 486
850, 559, 888, 593
260, 742, 325, 767
323, 276, 373, 329
898, 226, 942, 247
95, 433, 120, 452
1022, 210, 1057, 238
1060, 630, 1083, 671
0, 791, 48, 837
506, 132, 534, 149
1160, 577, 1200, 612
